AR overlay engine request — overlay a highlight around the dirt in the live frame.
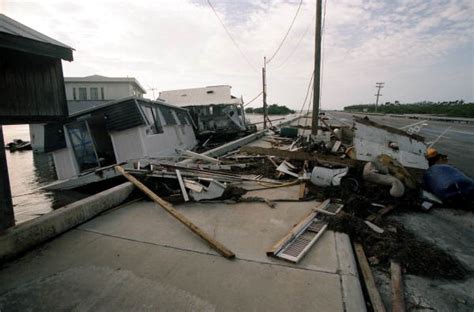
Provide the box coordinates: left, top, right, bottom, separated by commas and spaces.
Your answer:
327, 212, 469, 280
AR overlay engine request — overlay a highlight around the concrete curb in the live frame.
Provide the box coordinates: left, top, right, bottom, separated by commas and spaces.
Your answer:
0, 182, 134, 263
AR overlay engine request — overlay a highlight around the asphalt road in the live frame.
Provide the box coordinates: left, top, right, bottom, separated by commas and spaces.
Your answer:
324, 111, 474, 178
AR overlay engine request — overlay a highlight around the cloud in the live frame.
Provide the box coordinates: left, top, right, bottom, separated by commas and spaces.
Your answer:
4, 0, 473, 109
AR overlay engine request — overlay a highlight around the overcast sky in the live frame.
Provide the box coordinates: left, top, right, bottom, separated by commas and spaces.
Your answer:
3, 0, 473, 110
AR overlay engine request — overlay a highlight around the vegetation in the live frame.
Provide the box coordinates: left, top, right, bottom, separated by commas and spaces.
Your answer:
344, 101, 474, 118
245, 104, 295, 115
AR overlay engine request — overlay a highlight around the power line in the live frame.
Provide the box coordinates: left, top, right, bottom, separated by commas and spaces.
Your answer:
266, 0, 304, 64
206, 0, 257, 71
275, 14, 314, 70
243, 91, 263, 107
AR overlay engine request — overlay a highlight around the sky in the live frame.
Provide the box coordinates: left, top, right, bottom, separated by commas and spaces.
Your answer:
2, 0, 473, 110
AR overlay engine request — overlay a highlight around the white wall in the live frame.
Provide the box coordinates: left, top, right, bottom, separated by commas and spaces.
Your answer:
65, 82, 143, 101
52, 148, 79, 180
29, 123, 45, 152
109, 127, 146, 163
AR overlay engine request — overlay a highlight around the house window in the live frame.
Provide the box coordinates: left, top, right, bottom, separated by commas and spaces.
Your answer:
90, 87, 99, 100
73, 88, 77, 100
78, 87, 87, 100
160, 107, 177, 125
101, 87, 105, 100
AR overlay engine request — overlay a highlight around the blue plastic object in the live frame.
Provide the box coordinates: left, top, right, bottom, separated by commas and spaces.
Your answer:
423, 165, 474, 201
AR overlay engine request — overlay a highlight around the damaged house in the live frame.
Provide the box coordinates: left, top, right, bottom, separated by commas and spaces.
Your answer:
45, 97, 197, 190
159, 85, 255, 139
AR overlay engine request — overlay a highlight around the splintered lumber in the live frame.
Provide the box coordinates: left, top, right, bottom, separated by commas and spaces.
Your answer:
175, 169, 189, 202
390, 261, 406, 312
240, 146, 358, 167
353, 242, 386, 312
181, 150, 220, 164
299, 182, 306, 199
116, 166, 235, 259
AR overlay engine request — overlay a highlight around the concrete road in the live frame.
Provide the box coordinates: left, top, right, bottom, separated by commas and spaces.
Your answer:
325, 111, 474, 178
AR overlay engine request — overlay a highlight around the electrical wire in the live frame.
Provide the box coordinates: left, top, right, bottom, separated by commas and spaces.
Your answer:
275, 14, 315, 70
243, 91, 263, 107
206, 0, 257, 71
266, 0, 304, 64
297, 72, 314, 126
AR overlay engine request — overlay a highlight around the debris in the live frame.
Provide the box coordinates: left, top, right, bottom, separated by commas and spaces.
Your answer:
280, 127, 298, 138
390, 261, 406, 312
276, 161, 300, 178
353, 242, 387, 312
189, 180, 226, 201
423, 164, 474, 204
183, 179, 205, 192
364, 220, 384, 234
420, 201, 433, 211
115, 165, 235, 259
377, 154, 417, 189
421, 190, 443, 205
363, 162, 405, 197
267, 200, 343, 263
331, 140, 342, 153
310, 166, 349, 186
328, 213, 468, 279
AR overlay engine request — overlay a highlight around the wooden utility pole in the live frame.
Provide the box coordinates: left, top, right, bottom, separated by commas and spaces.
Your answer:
0, 126, 15, 231
311, 0, 323, 134
375, 82, 384, 113
262, 56, 268, 129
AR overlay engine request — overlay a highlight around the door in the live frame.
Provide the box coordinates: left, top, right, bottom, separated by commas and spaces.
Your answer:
66, 120, 99, 172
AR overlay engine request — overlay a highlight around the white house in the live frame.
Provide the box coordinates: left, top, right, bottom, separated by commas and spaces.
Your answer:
45, 97, 196, 189
29, 75, 147, 152
159, 85, 253, 138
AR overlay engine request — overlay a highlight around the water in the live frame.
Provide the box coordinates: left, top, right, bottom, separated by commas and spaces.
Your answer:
3, 125, 85, 224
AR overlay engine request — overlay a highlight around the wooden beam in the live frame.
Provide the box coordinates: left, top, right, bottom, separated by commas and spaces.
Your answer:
353, 242, 386, 312
0, 127, 15, 231
390, 261, 406, 312
116, 166, 235, 259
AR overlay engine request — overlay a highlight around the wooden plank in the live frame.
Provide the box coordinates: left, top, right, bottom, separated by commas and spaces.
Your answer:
353, 242, 386, 312
116, 166, 235, 259
390, 261, 406, 312
298, 182, 306, 199
175, 169, 189, 202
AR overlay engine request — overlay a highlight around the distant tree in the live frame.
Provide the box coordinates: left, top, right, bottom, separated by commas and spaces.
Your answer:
245, 104, 295, 115
245, 107, 254, 113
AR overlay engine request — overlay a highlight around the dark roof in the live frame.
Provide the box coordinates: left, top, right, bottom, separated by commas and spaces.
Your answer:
0, 14, 73, 61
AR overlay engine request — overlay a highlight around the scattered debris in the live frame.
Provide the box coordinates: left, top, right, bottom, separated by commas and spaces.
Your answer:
310, 166, 348, 186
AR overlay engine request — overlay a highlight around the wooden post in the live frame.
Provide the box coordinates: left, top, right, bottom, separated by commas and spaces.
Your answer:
311, 0, 323, 134
353, 242, 386, 312
115, 166, 235, 259
0, 126, 15, 231
391, 261, 406, 312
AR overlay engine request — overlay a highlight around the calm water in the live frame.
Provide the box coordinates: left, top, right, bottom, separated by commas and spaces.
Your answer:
3, 125, 85, 224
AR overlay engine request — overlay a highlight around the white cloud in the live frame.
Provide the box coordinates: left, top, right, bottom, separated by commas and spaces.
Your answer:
3, 0, 473, 109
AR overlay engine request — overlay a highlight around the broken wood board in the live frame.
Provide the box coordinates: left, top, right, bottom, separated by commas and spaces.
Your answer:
353, 242, 386, 312
240, 146, 358, 167
116, 166, 235, 259
390, 261, 406, 312
175, 169, 189, 202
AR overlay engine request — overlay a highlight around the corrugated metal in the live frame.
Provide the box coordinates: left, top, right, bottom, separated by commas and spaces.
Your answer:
102, 99, 145, 131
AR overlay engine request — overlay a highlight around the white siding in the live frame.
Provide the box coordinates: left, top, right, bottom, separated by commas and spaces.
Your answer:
29, 123, 45, 152
52, 148, 79, 180
65, 82, 139, 101
110, 127, 146, 163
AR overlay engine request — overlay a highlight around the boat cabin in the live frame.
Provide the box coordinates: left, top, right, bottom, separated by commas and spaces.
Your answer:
47, 97, 197, 181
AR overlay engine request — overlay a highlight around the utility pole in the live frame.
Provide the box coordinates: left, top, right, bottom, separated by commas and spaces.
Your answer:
374, 82, 384, 112
311, 0, 323, 134
262, 56, 268, 129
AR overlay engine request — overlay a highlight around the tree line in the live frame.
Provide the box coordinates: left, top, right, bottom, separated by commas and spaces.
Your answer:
245, 104, 295, 115
344, 101, 474, 118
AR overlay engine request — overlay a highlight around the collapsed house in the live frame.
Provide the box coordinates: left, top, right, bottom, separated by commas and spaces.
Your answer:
159, 85, 255, 139
44, 97, 196, 189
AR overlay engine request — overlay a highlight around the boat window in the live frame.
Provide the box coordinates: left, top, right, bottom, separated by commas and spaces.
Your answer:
176, 111, 189, 125
66, 120, 100, 172
142, 106, 163, 134
160, 107, 177, 125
